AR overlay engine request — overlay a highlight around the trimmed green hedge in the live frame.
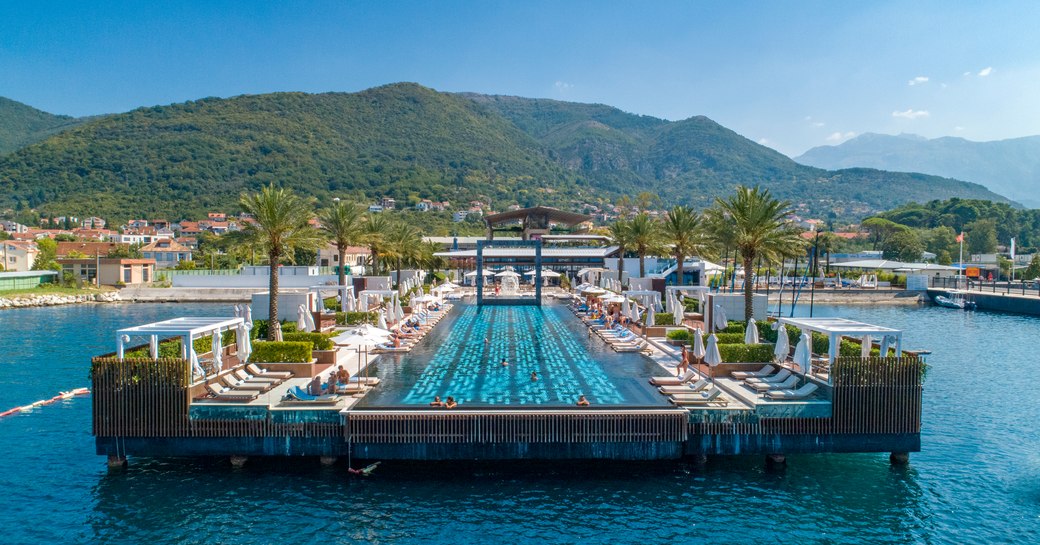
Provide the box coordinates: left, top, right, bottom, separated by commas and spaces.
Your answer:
683, 300, 700, 312
283, 332, 334, 351
335, 311, 378, 326
667, 329, 691, 341
714, 332, 746, 344
654, 312, 676, 326
248, 341, 313, 363
250, 320, 298, 340
718, 343, 774, 363
720, 321, 746, 334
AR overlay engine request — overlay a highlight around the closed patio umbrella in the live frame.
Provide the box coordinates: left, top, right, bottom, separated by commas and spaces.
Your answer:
237, 322, 252, 363
793, 333, 812, 375
704, 333, 722, 383
358, 294, 368, 312
879, 335, 892, 358
692, 327, 706, 361
212, 329, 224, 371
713, 304, 728, 331
377, 309, 388, 330
621, 297, 631, 320
773, 324, 790, 362
297, 304, 309, 331
646, 304, 656, 327
244, 305, 253, 328
744, 318, 759, 344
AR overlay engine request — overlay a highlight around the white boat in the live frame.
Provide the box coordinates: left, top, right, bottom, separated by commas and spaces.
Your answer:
934, 294, 976, 310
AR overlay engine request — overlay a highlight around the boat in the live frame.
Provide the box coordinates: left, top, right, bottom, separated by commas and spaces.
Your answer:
934, 294, 976, 310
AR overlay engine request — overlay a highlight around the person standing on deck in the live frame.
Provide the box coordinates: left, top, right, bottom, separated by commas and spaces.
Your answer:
679, 345, 690, 377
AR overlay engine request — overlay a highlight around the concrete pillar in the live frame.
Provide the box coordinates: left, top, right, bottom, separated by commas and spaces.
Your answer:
107, 455, 127, 469
320, 456, 338, 467
766, 453, 787, 468
230, 455, 248, 468
890, 452, 910, 465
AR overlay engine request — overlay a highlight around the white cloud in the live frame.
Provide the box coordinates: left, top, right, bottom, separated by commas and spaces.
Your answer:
954, 126, 965, 132
758, 138, 770, 145
554, 81, 574, 91
826, 131, 856, 143
963, 71, 972, 76
978, 66, 993, 77
892, 108, 930, 120
812, 121, 825, 128
908, 76, 929, 86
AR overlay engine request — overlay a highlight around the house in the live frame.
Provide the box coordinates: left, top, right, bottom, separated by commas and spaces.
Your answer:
1, 240, 40, 272
368, 205, 384, 213
430, 201, 448, 212
0, 220, 28, 234
416, 199, 433, 211
141, 239, 193, 268
175, 236, 198, 250
177, 221, 203, 236
380, 197, 396, 210
206, 221, 230, 235
72, 228, 116, 241
318, 244, 371, 271
59, 258, 156, 286
81, 217, 107, 229
207, 212, 227, 222
56, 241, 121, 258
126, 219, 150, 230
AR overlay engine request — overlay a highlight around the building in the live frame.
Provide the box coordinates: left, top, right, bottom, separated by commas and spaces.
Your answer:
59, 258, 156, 286
56, 241, 121, 258
1, 240, 40, 272
81, 217, 107, 229
452, 211, 469, 222
416, 199, 433, 211
317, 244, 371, 272
141, 239, 193, 268
207, 212, 227, 222
380, 197, 396, 210
368, 205, 384, 213
0, 220, 28, 234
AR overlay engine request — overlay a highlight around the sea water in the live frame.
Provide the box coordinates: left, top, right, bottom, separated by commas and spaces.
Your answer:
0, 302, 1037, 544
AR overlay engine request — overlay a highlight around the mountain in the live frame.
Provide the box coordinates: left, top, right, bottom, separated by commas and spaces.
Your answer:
0, 97, 86, 155
796, 133, 1040, 208
0, 84, 1012, 222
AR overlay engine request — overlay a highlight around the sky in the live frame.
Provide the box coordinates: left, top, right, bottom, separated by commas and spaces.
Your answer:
2, 0, 1038, 156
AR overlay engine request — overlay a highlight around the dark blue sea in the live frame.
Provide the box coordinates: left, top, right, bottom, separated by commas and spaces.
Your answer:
0, 301, 1037, 544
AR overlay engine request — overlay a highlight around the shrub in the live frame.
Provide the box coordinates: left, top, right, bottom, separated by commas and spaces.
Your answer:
248, 341, 313, 363
714, 332, 745, 344
323, 297, 338, 309
283, 332, 334, 351
250, 319, 299, 340
666, 329, 691, 341
718, 343, 774, 363
654, 312, 676, 326
335, 311, 378, 325
683, 300, 700, 312
720, 321, 745, 334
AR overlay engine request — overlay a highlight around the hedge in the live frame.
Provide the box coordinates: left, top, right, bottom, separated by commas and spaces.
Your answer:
250, 320, 298, 340
714, 332, 746, 344
653, 312, 676, 326
248, 341, 313, 363
283, 332, 334, 351
335, 311, 379, 326
718, 343, 774, 363
667, 329, 691, 341
720, 321, 745, 334
683, 300, 700, 312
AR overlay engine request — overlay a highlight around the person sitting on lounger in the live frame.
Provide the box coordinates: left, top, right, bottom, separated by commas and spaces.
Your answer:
445, 396, 458, 409
326, 372, 340, 394
429, 396, 445, 407
308, 375, 323, 396
576, 395, 590, 406
336, 366, 350, 384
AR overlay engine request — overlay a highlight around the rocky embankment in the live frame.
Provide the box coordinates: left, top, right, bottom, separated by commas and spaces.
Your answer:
0, 291, 122, 309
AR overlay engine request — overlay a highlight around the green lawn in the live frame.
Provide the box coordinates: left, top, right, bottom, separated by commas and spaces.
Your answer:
0, 284, 116, 298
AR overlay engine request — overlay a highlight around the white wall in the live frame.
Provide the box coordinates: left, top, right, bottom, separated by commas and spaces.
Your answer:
708, 293, 768, 323
251, 291, 317, 321
172, 274, 339, 288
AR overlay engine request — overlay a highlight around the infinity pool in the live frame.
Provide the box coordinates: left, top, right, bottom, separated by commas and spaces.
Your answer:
357, 304, 668, 407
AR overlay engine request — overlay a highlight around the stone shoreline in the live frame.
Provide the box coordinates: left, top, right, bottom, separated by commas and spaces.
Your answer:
0, 291, 123, 309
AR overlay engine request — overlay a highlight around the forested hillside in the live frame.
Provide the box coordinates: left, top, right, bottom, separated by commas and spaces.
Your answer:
0, 97, 86, 155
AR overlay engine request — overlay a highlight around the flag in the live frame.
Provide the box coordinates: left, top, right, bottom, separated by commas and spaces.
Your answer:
956, 232, 964, 243
1011, 238, 1016, 260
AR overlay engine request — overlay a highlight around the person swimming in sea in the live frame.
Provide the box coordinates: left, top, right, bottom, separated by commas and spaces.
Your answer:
347, 461, 381, 477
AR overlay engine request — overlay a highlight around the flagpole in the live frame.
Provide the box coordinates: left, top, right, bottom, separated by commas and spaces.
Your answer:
958, 232, 964, 284
1011, 237, 1016, 282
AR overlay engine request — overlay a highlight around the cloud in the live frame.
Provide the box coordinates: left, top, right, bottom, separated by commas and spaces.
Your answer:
954, 126, 965, 131
908, 76, 929, 86
826, 131, 856, 143
757, 138, 770, 145
554, 81, 574, 91
963, 71, 972, 76
812, 121, 825, 127
892, 109, 930, 120
978, 66, 993, 77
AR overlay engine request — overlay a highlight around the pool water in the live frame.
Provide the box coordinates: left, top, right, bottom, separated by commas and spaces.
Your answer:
358, 304, 669, 407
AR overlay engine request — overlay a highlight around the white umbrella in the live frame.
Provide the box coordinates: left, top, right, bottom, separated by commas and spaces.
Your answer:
345, 291, 356, 312
793, 333, 812, 375
646, 305, 656, 327
212, 329, 224, 370
297, 304, 309, 331
692, 328, 706, 360
704, 333, 722, 383
315, 294, 326, 313
713, 304, 728, 331
358, 294, 368, 312
377, 309, 388, 330
394, 297, 405, 323
244, 305, 253, 328
333, 325, 392, 382
585, 287, 607, 295
464, 269, 495, 277
237, 322, 252, 363
621, 297, 631, 320
305, 304, 317, 331
233, 305, 241, 318
773, 324, 790, 362
744, 318, 759, 344
495, 270, 520, 278
861, 335, 872, 358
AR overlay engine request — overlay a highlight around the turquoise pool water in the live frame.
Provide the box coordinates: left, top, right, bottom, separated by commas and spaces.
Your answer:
359, 304, 668, 407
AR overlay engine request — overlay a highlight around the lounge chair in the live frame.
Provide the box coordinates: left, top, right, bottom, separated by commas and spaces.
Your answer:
731, 365, 775, 380
233, 369, 281, 385
658, 379, 710, 395
745, 368, 792, 385
346, 377, 381, 386
613, 342, 650, 353
246, 364, 293, 379
220, 375, 272, 392
669, 387, 725, 406
205, 383, 258, 402
280, 385, 340, 405
649, 370, 697, 386
749, 375, 799, 392
765, 383, 819, 400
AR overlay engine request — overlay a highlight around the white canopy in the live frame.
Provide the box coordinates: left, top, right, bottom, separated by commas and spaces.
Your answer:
495, 270, 521, 277
523, 269, 561, 277
778, 316, 903, 376
116, 316, 245, 378
830, 259, 959, 271
464, 269, 496, 277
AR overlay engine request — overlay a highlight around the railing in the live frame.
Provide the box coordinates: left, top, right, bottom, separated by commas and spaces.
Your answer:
162, 268, 243, 276
346, 409, 689, 444
932, 276, 1040, 297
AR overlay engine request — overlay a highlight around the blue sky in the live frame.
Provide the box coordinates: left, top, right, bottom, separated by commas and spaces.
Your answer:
2, 1, 1037, 156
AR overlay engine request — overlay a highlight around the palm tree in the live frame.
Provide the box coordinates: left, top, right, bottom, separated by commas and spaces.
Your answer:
608, 219, 633, 276
383, 221, 421, 289
628, 212, 664, 277
240, 184, 324, 341
662, 205, 703, 285
362, 213, 393, 275
704, 186, 805, 321
319, 200, 365, 289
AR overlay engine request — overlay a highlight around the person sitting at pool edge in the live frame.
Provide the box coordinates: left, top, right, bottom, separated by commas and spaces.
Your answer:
336, 365, 350, 384
445, 396, 458, 409
429, 396, 445, 407
576, 395, 590, 406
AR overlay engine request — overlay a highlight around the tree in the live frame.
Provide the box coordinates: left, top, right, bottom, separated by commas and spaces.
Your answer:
362, 213, 393, 275
861, 217, 908, 251
107, 243, 143, 259
661, 205, 703, 285
383, 221, 421, 288
1022, 254, 1040, 280
608, 219, 633, 276
965, 219, 998, 255
240, 183, 323, 341
886, 230, 924, 262
54, 233, 77, 242
704, 186, 805, 322
627, 212, 664, 278
319, 200, 365, 289
32, 238, 60, 271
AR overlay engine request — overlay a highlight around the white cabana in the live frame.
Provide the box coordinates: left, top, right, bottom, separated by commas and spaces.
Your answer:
115, 316, 245, 380
744, 318, 759, 344
625, 290, 663, 313
830, 259, 959, 272
308, 284, 355, 313
778, 317, 903, 382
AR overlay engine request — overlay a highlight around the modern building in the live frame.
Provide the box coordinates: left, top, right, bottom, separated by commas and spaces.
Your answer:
141, 239, 194, 268
59, 258, 156, 286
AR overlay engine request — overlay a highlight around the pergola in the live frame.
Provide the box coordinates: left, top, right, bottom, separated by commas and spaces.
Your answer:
777, 317, 903, 374
309, 284, 355, 312
116, 316, 247, 378
357, 289, 398, 312
484, 206, 592, 241
622, 290, 663, 311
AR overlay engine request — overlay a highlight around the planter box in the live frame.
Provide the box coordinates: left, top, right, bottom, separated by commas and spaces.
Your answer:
644, 326, 668, 337
313, 349, 337, 365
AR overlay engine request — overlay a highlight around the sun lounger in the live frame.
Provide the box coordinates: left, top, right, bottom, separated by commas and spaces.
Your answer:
649, 370, 697, 386
657, 379, 710, 395
745, 368, 792, 385
280, 385, 340, 405
669, 387, 725, 406
346, 377, 381, 386
205, 383, 258, 402
246, 364, 293, 379
731, 365, 775, 380
221, 375, 272, 392
765, 382, 819, 400
372, 345, 411, 353
749, 375, 800, 392
233, 369, 281, 384
613, 342, 650, 353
